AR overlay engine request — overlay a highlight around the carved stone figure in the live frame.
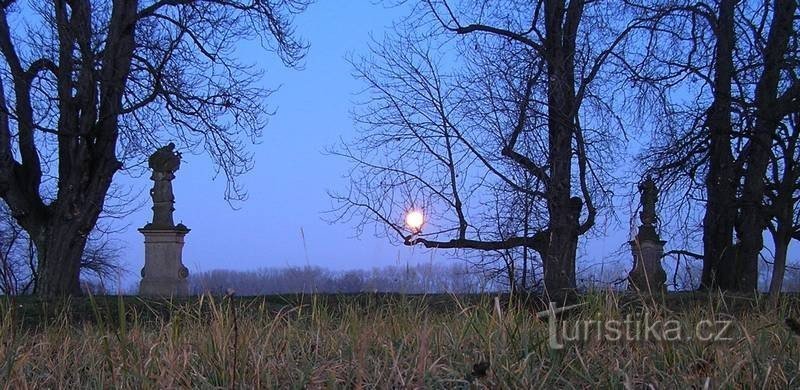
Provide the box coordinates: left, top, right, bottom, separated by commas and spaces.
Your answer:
149, 142, 181, 173
146, 143, 183, 229
639, 176, 658, 227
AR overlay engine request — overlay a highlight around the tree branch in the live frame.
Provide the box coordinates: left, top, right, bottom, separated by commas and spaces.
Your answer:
407, 229, 550, 254
454, 24, 543, 52
662, 249, 703, 260
501, 73, 550, 185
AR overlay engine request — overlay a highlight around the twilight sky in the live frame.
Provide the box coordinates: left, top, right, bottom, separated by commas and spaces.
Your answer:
111, 1, 637, 287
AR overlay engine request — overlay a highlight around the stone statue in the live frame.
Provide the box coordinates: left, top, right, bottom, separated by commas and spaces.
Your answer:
149, 142, 181, 173
628, 175, 666, 294
638, 176, 658, 227
145, 143, 184, 230
139, 143, 190, 296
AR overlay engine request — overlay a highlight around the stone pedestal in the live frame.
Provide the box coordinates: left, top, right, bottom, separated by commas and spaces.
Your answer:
139, 226, 190, 296
628, 226, 667, 294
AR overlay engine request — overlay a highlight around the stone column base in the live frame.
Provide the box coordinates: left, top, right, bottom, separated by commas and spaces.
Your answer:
139, 227, 190, 297
628, 234, 667, 294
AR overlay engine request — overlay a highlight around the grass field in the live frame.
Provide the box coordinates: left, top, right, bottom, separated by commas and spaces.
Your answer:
1, 292, 799, 388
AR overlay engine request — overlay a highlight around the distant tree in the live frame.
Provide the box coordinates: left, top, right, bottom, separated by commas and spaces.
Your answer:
190, 264, 487, 295
337, 270, 365, 293
0, 0, 310, 296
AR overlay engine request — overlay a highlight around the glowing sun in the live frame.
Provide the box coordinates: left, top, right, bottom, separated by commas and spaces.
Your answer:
405, 210, 424, 232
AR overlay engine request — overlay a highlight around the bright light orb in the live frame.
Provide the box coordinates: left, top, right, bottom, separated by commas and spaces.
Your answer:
405, 210, 424, 232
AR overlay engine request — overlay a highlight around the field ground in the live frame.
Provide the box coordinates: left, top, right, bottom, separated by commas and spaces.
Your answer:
1, 292, 799, 388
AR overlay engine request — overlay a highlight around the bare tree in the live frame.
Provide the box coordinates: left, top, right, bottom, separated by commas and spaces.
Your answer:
623, 0, 798, 291
0, 0, 310, 296
331, 0, 649, 296
767, 113, 800, 298
734, 0, 798, 291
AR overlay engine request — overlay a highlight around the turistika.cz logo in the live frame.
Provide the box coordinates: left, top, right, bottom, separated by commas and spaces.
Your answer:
545, 303, 735, 350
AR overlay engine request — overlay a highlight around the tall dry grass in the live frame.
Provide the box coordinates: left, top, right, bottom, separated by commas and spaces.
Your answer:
0, 292, 798, 388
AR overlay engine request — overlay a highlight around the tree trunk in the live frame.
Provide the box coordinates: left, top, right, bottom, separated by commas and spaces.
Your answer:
503, 250, 517, 293
543, 109, 580, 296
543, 219, 578, 297
27, 158, 115, 297
521, 246, 528, 291
33, 221, 89, 296
522, 196, 530, 291
700, 0, 736, 290
768, 227, 791, 301
731, 114, 772, 292
768, 167, 795, 301
731, 0, 796, 293
701, 162, 737, 290
539, 0, 583, 298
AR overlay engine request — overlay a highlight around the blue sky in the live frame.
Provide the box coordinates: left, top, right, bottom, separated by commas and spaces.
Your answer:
114, 1, 456, 282
106, 1, 700, 289
109, 1, 799, 292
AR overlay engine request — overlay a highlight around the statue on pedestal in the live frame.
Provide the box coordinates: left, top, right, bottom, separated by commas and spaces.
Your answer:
139, 143, 190, 296
628, 175, 667, 293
